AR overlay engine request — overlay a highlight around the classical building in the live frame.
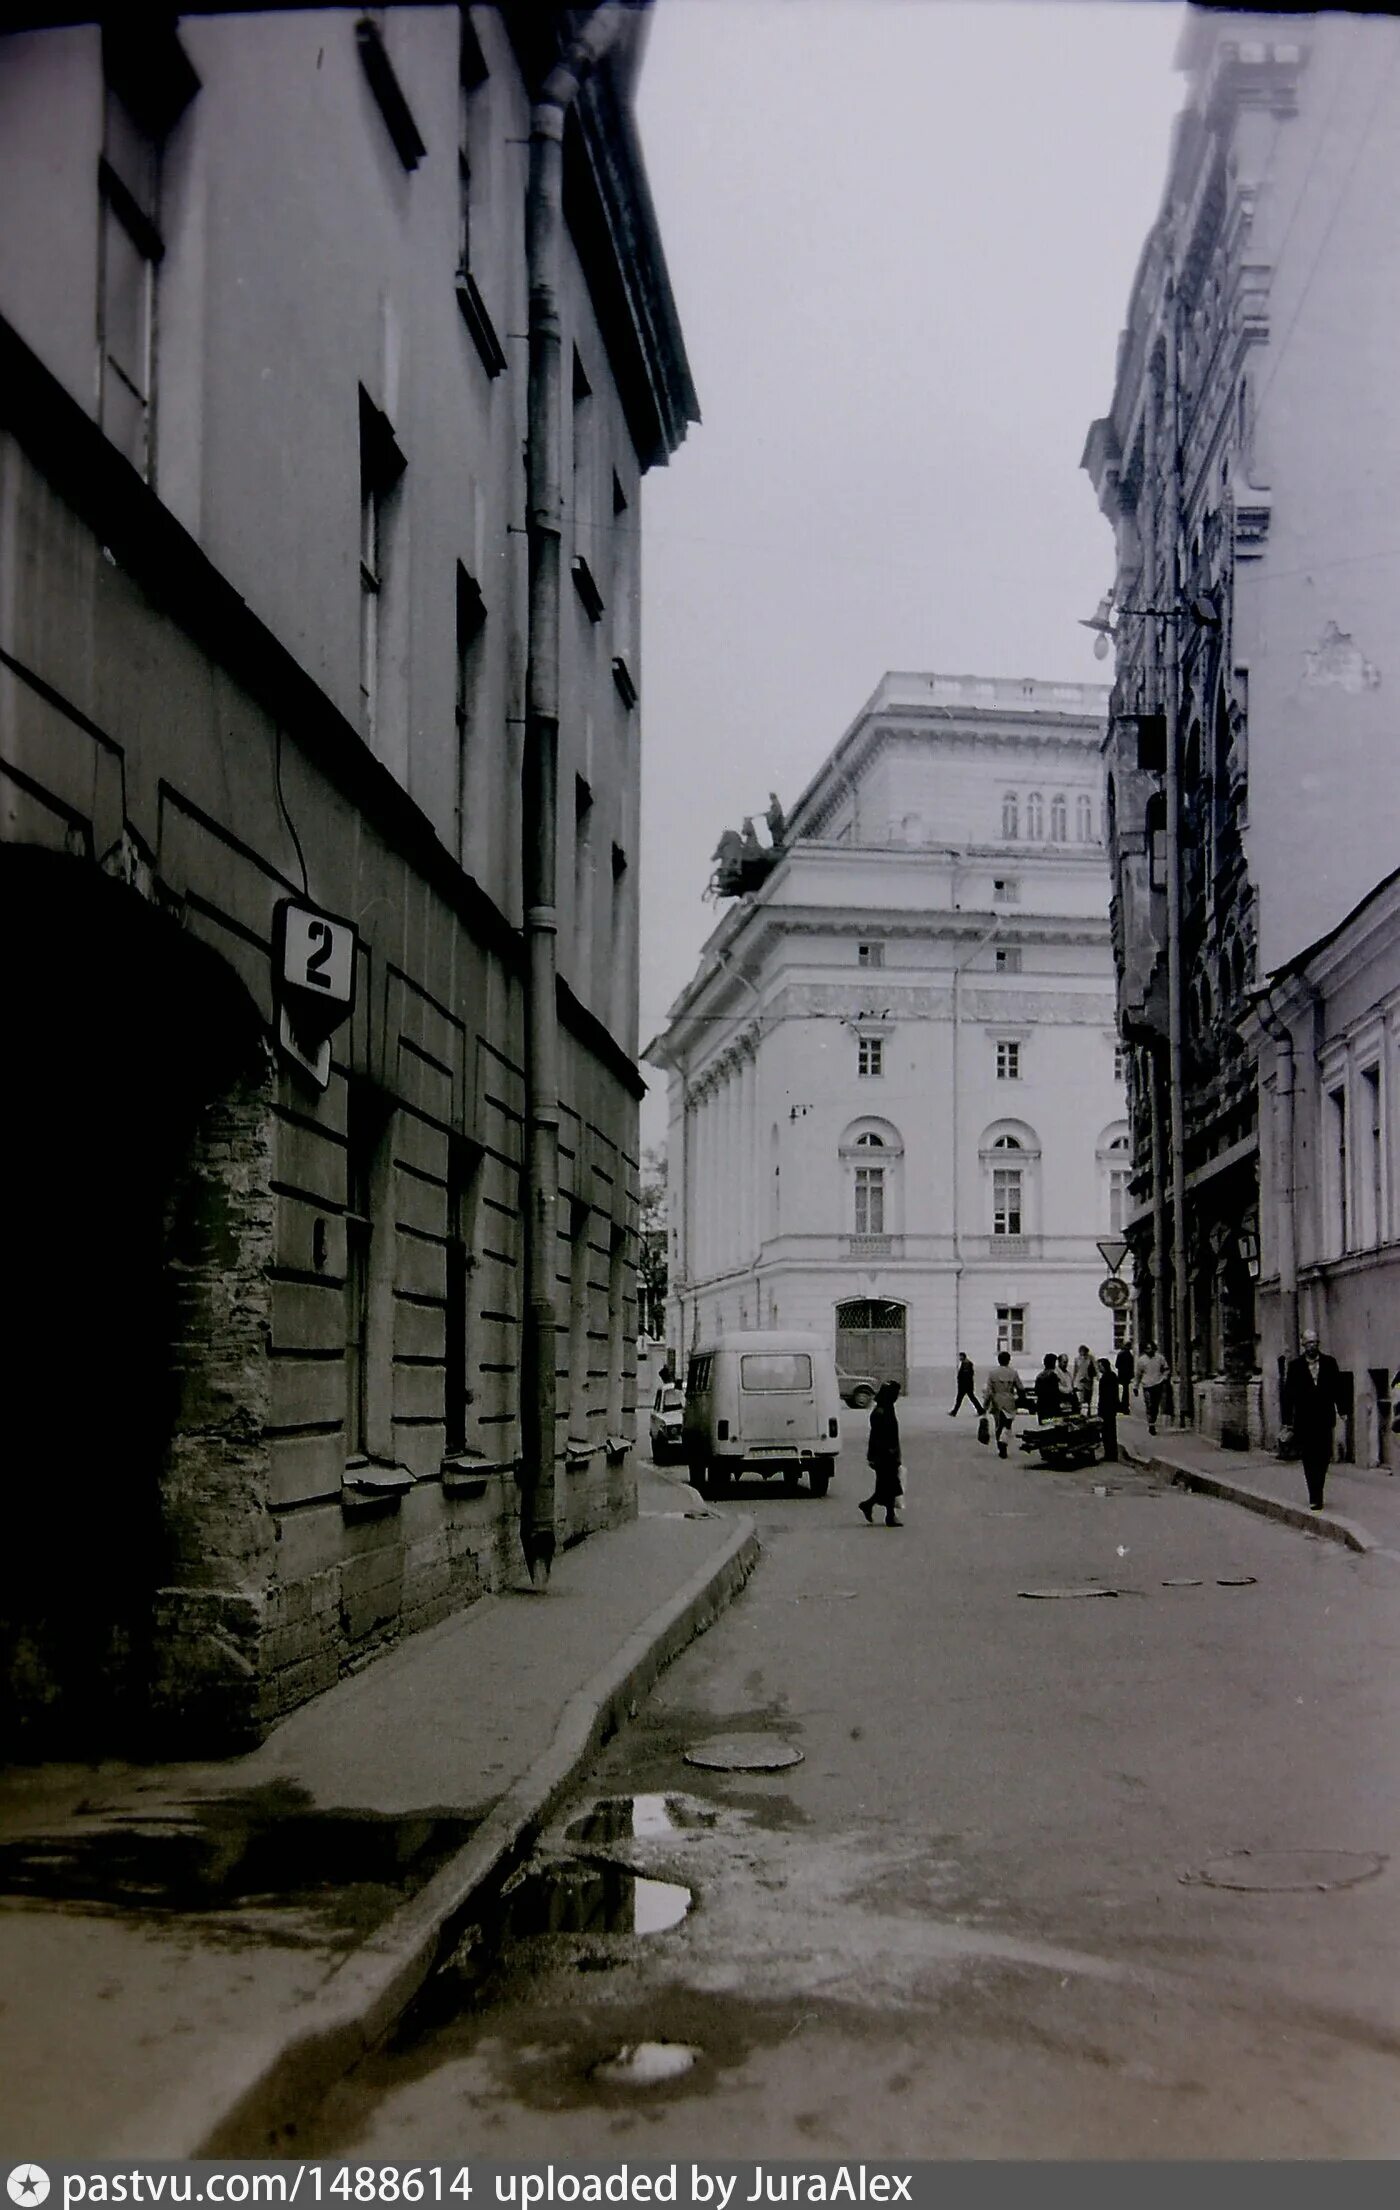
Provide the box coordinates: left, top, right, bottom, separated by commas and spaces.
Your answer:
0, 8, 695, 1751
1082, 9, 1400, 1452
646, 674, 1126, 1396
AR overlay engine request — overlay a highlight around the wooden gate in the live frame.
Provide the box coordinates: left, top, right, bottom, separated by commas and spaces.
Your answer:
835, 1298, 907, 1390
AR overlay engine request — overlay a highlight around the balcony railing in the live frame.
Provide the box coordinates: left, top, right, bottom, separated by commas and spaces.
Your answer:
845, 1234, 903, 1259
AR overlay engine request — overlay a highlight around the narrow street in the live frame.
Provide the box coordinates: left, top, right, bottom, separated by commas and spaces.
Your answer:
300, 1403, 1400, 2159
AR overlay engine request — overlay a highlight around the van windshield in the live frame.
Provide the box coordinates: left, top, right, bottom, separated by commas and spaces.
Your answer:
740, 1353, 812, 1391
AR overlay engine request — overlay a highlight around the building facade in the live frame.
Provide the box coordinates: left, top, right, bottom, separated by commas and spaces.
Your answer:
647, 675, 1126, 1397
1082, 9, 1400, 1451
0, 8, 695, 1752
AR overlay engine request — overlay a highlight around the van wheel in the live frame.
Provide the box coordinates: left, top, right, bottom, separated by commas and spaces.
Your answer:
808, 1467, 832, 1499
848, 1385, 875, 1410
687, 1460, 706, 1492
707, 1462, 732, 1498
782, 1465, 802, 1492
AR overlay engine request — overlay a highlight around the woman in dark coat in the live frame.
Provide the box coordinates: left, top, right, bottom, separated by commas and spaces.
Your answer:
1096, 1355, 1120, 1462
859, 1380, 903, 1526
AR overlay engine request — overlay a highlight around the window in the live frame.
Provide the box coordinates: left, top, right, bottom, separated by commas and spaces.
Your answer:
574, 777, 594, 974
1361, 1066, 1383, 1249
454, 565, 486, 864
444, 1138, 484, 1455
344, 1087, 393, 1459
1026, 792, 1044, 839
571, 349, 602, 616
858, 942, 884, 969
567, 1199, 593, 1441
854, 1165, 885, 1234
359, 390, 406, 752
740, 1353, 812, 1391
1113, 1045, 1128, 1082
1077, 793, 1094, 842
854, 1131, 885, 1147
858, 1035, 884, 1078
995, 1040, 1021, 1080
98, 94, 161, 477
992, 1167, 1023, 1237
357, 17, 426, 166
1050, 794, 1067, 842
1109, 1166, 1130, 1233
995, 946, 1022, 973
1002, 792, 1019, 840
993, 877, 1020, 904
1113, 1303, 1131, 1350
996, 1305, 1026, 1355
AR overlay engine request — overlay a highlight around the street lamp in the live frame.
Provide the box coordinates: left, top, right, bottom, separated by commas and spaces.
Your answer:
1085, 584, 1221, 1426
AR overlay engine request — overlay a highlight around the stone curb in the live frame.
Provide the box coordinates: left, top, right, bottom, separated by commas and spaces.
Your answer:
131, 1511, 760, 2158
1119, 1439, 1373, 1555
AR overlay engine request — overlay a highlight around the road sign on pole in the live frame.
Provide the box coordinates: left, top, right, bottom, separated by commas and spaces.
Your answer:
1096, 1238, 1129, 1275
1098, 1277, 1131, 1310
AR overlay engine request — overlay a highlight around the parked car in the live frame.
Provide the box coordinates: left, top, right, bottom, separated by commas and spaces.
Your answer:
683, 1331, 841, 1498
838, 1369, 878, 1409
649, 1383, 685, 1463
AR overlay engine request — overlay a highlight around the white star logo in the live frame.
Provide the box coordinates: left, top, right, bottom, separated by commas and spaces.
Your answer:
8, 2171, 50, 2207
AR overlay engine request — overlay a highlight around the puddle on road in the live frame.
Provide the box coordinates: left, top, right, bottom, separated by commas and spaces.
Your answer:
502, 1856, 693, 1940
591, 2040, 701, 2086
565, 1795, 715, 1845
0, 1781, 478, 1943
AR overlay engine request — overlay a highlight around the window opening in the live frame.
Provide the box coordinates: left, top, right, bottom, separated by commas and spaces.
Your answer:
1050, 794, 1067, 842
858, 1035, 883, 1078
854, 1165, 885, 1235
1026, 793, 1044, 839
996, 1304, 1026, 1354
995, 1040, 1021, 1080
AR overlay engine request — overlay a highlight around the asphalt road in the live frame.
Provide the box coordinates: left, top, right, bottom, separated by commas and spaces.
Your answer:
304, 1402, 1400, 2157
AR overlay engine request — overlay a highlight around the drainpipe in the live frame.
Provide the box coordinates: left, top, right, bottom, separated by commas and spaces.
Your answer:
950, 915, 1000, 1359
1252, 982, 1299, 1359
1163, 291, 1192, 1424
520, 4, 630, 1588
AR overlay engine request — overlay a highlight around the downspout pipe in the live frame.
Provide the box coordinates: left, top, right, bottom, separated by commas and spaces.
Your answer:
950, 914, 1001, 1361
521, 4, 630, 1588
1164, 291, 1192, 1425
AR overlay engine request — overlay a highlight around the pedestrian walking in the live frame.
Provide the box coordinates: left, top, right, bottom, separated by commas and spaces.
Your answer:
948, 1351, 982, 1418
1035, 1352, 1069, 1422
1281, 1328, 1344, 1510
1114, 1341, 1136, 1396
982, 1350, 1023, 1458
1072, 1344, 1096, 1409
859, 1379, 904, 1526
1134, 1341, 1170, 1434
1096, 1354, 1120, 1462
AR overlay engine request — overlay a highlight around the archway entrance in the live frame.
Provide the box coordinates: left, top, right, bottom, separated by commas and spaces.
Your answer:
1, 850, 266, 1755
835, 1298, 907, 1392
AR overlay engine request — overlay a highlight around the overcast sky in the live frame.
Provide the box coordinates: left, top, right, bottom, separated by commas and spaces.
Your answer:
632, 0, 1187, 1146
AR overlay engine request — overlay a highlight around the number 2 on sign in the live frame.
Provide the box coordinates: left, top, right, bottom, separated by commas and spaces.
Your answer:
305, 919, 333, 988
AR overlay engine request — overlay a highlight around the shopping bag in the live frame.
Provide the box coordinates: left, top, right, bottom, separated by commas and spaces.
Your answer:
977, 1415, 990, 1446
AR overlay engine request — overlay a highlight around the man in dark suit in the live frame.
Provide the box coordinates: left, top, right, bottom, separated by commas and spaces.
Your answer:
1282, 1329, 1344, 1510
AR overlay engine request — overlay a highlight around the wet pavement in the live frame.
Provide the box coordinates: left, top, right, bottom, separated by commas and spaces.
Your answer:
296, 1401, 1400, 2158
0, 1466, 756, 2156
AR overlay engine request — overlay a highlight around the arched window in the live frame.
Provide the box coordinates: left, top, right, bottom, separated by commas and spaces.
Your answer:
1026, 792, 1044, 839
840, 1119, 904, 1244
1002, 792, 1019, 840
1076, 793, 1093, 841
1097, 1124, 1131, 1233
979, 1121, 1040, 1242
1050, 794, 1067, 843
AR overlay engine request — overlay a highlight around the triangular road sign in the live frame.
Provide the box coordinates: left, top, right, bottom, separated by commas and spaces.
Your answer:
1096, 1238, 1129, 1275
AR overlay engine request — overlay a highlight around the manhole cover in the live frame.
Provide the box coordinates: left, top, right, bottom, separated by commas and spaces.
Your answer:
1183, 1849, 1386, 1893
1162, 1577, 1203, 1587
1216, 1575, 1257, 1586
1017, 1586, 1119, 1600
684, 1735, 804, 1771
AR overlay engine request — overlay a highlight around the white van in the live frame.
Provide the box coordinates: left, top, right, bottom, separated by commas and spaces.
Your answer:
682, 1330, 842, 1498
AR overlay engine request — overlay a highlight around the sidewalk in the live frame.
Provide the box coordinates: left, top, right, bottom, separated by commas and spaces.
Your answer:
1117, 1413, 1400, 1561
0, 1468, 757, 2161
